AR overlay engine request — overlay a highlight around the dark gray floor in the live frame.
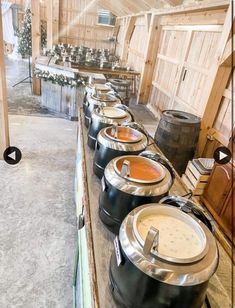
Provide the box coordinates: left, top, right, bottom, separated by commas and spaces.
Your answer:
0, 58, 78, 308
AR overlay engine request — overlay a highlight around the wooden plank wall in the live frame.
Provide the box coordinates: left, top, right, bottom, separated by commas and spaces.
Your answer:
148, 22, 224, 119
115, 18, 125, 57
116, 15, 147, 71
56, 0, 115, 49
115, 15, 148, 90
214, 71, 234, 142
116, 8, 227, 106
203, 69, 234, 157
9, 0, 115, 49
114, 5, 232, 158
127, 16, 148, 73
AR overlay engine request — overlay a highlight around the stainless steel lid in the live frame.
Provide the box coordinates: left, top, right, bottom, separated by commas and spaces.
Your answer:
97, 127, 148, 152
104, 126, 143, 144
104, 155, 173, 196
92, 107, 132, 126
91, 93, 117, 102
119, 204, 219, 286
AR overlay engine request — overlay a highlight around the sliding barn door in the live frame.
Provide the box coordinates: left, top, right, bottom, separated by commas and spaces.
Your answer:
148, 24, 222, 118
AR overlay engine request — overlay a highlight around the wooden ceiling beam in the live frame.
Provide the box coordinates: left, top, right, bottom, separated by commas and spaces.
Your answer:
163, 0, 183, 6
97, 0, 125, 16
122, 0, 150, 12
152, 0, 229, 15
142, 0, 158, 9
115, 0, 228, 18
118, 0, 140, 14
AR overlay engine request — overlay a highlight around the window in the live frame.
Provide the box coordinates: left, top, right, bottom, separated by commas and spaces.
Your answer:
97, 10, 116, 26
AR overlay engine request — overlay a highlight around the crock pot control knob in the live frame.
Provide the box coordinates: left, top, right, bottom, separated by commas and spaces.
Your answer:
120, 160, 130, 178
143, 226, 159, 255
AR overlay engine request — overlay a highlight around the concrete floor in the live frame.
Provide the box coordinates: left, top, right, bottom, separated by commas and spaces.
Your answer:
0, 58, 77, 307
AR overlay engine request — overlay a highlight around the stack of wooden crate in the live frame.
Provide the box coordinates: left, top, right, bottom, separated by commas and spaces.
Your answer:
182, 159, 213, 200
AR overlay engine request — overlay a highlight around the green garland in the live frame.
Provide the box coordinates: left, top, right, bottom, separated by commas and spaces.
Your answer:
34, 68, 86, 88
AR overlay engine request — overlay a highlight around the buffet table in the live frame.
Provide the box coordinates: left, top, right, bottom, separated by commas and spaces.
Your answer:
36, 56, 85, 121
35, 56, 140, 120
70, 63, 140, 94
73, 109, 232, 308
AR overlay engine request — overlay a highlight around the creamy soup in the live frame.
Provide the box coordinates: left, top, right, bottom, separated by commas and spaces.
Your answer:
137, 214, 203, 259
102, 107, 126, 118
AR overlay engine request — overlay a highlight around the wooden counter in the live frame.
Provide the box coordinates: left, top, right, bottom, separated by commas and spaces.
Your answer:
74, 109, 232, 308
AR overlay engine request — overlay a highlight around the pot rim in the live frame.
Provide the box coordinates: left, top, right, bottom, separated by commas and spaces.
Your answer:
104, 126, 143, 144
91, 93, 117, 102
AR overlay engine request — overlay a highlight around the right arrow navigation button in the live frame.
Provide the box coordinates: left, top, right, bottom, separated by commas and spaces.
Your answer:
214, 146, 231, 165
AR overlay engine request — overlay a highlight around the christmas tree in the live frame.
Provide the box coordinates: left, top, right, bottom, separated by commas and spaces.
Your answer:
17, 8, 32, 57
16, 9, 47, 57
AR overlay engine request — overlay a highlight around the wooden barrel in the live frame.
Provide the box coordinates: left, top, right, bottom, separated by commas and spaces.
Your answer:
109, 79, 131, 105
154, 110, 201, 175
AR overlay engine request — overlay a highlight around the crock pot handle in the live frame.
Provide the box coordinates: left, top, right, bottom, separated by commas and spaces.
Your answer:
111, 125, 118, 138
156, 157, 175, 184
120, 160, 130, 178
97, 104, 105, 115
116, 104, 135, 121
83, 92, 87, 104
143, 227, 159, 256
106, 82, 123, 103
123, 122, 150, 142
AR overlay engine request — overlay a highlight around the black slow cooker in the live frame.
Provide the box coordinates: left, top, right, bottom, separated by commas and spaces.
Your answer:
87, 106, 133, 150
84, 92, 121, 128
99, 152, 174, 234
93, 123, 149, 179
109, 204, 219, 308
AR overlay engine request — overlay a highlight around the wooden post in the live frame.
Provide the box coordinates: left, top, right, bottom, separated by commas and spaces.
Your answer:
198, 3, 234, 155
47, 0, 59, 49
0, 2, 10, 158
31, 0, 41, 95
137, 14, 161, 104
120, 16, 137, 64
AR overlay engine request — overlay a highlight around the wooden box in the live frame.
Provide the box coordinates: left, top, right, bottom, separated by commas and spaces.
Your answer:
182, 161, 210, 197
